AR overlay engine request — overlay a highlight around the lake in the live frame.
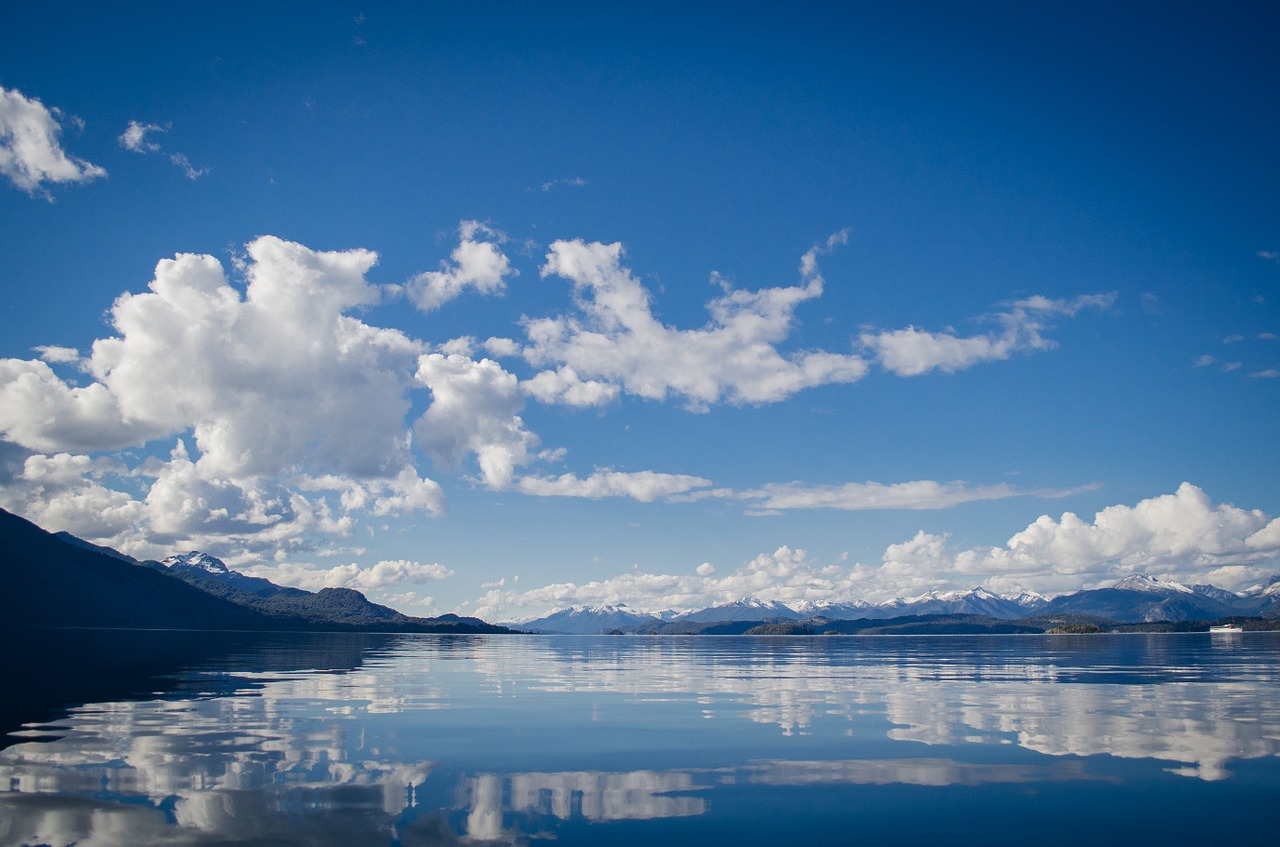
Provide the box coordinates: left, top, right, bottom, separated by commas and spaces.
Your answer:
1, 630, 1277, 845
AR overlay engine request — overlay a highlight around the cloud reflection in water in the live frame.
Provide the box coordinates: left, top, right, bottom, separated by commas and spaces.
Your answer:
1, 633, 1278, 845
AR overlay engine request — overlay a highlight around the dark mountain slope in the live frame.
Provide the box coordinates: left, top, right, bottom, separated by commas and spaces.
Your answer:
2, 509, 509, 634
1, 509, 276, 630
148, 551, 506, 632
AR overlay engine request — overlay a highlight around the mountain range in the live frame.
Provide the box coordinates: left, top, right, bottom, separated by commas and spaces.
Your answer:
513, 574, 1280, 634
7, 505, 1278, 636
0, 508, 506, 633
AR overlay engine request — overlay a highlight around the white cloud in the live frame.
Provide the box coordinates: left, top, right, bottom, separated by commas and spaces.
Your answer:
472, 484, 1280, 618
0, 85, 106, 197
33, 345, 80, 364
522, 366, 620, 407
83, 236, 421, 479
540, 176, 587, 191
518, 470, 713, 502
739, 479, 1030, 511
0, 451, 144, 542
1193, 354, 1215, 367
0, 358, 164, 452
249, 558, 452, 597
1248, 369, 1279, 379
862, 293, 1115, 376
414, 353, 537, 489
168, 152, 208, 180
943, 483, 1280, 596
481, 545, 848, 620
119, 119, 208, 179
522, 235, 868, 410
406, 221, 516, 312
119, 120, 163, 153
482, 336, 521, 357
0, 235, 469, 559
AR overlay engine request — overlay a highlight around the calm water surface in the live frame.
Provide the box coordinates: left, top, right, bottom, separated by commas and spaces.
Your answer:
1, 631, 1277, 845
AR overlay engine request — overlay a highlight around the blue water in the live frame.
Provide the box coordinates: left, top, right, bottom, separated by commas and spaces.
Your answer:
2, 631, 1277, 845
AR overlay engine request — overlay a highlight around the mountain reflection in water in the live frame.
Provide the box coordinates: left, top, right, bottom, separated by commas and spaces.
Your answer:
1, 631, 1277, 846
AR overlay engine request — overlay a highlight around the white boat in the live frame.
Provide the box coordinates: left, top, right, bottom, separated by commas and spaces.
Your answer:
1209, 624, 1243, 634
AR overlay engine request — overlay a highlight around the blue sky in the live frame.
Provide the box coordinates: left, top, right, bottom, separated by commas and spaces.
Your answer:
2, 1, 1277, 620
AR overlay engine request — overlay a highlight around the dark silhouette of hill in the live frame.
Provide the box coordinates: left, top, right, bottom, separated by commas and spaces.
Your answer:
0, 508, 507, 633
2, 509, 281, 631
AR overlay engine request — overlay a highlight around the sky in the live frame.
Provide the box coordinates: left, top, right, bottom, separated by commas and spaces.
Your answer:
1, 1, 1278, 621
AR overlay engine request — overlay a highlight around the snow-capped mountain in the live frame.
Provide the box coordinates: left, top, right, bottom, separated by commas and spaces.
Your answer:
674, 598, 804, 623
792, 599, 872, 618
1109, 574, 1194, 594
1240, 575, 1280, 598
518, 572, 1280, 630
871, 586, 1034, 619
161, 550, 233, 575
1191, 583, 1243, 605
1040, 574, 1238, 622
1005, 591, 1050, 610
514, 604, 661, 634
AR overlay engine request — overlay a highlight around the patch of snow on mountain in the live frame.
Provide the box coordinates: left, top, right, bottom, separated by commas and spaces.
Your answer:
160, 551, 232, 575
1110, 574, 1194, 594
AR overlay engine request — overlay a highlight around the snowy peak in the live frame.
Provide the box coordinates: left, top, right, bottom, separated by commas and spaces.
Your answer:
513, 603, 662, 634
161, 550, 232, 575
1111, 574, 1193, 594
675, 598, 802, 623
1241, 575, 1280, 598
905, 586, 1000, 604
792, 599, 871, 616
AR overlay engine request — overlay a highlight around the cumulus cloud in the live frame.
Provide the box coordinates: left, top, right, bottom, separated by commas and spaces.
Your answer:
0, 451, 144, 542
414, 353, 537, 489
862, 293, 1115, 376
0, 358, 162, 452
119, 120, 208, 179
867, 483, 1280, 600
405, 221, 516, 312
79, 236, 420, 479
0, 234, 485, 559
521, 366, 620, 407
518, 470, 714, 502
472, 484, 1280, 619
241, 558, 453, 608
521, 234, 868, 410
0, 85, 106, 197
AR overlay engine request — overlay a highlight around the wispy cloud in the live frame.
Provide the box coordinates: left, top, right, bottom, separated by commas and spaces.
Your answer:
518, 470, 714, 502
0, 86, 106, 198
540, 176, 587, 192
118, 120, 208, 179
736, 479, 1089, 512
861, 293, 1117, 377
